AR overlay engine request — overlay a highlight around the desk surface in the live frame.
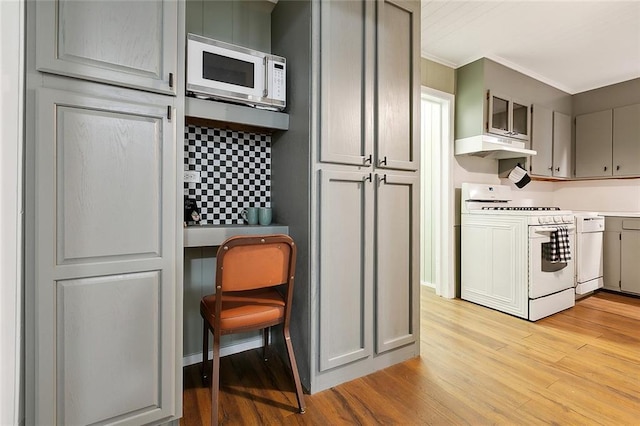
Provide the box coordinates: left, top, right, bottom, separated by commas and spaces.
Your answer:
183, 224, 289, 247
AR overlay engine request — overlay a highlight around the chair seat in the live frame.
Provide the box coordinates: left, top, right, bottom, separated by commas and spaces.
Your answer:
200, 288, 285, 332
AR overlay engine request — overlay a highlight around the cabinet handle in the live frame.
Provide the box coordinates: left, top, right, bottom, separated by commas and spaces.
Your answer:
363, 154, 372, 165
378, 156, 387, 167
604, 166, 608, 171
377, 174, 387, 184
363, 173, 372, 182
555, 167, 560, 172
616, 165, 620, 171
548, 166, 553, 171
169, 72, 174, 88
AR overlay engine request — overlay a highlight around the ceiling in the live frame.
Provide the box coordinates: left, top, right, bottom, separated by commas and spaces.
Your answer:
420, 1, 640, 94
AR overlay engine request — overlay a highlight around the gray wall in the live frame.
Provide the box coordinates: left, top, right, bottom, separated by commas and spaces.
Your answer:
573, 78, 640, 115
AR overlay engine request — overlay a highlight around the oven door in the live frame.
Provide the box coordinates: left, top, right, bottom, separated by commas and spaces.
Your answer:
529, 225, 576, 299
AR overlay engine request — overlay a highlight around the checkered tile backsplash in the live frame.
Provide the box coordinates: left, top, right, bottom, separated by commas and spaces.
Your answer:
184, 125, 271, 225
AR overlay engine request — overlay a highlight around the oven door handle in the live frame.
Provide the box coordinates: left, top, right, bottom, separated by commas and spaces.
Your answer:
533, 225, 576, 233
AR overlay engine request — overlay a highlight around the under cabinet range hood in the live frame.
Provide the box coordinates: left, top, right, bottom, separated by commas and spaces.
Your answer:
455, 134, 537, 159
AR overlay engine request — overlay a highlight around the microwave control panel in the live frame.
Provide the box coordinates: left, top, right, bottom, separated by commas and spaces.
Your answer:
269, 59, 286, 103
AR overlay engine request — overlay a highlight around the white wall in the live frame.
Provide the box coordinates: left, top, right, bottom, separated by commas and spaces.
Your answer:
553, 179, 640, 213
0, 0, 24, 424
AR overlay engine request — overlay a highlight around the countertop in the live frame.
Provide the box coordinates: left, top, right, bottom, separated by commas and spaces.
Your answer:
183, 224, 289, 247
594, 212, 640, 218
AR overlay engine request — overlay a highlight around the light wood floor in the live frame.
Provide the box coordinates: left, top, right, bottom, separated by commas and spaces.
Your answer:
181, 288, 640, 425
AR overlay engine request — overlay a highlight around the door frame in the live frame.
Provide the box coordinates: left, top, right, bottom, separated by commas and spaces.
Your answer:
421, 87, 455, 299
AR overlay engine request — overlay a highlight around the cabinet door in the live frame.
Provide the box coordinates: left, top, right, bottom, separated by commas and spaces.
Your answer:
375, 173, 419, 354
621, 230, 640, 294
603, 231, 621, 291
552, 111, 572, 178
529, 104, 553, 177
36, 0, 178, 95
575, 110, 613, 178
613, 103, 640, 177
510, 98, 531, 141
319, 0, 374, 166
33, 87, 178, 425
318, 170, 373, 371
376, 0, 419, 171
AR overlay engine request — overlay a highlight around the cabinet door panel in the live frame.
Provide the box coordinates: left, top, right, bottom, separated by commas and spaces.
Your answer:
621, 231, 640, 294
318, 170, 373, 370
530, 104, 553, 177
34, 87, 178, 424
375, 173, 418, 353
36, 0, 177, 95
613, 103, 640, 176
552, 111, 572, 178
575, 110, 613, 178
319, 0, 373, 166
376, 0, 419, 171
603, 231, 621, 291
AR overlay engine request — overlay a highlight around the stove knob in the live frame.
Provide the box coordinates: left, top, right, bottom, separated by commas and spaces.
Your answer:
563, 215, 573, 223
554, 216, 563, 223
540, 216, 549, 224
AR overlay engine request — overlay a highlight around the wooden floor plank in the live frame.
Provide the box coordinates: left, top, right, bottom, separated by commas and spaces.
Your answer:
182, 289, 640, 425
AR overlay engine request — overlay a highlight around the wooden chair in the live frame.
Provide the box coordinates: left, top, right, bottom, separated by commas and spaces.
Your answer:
200, 234, 306, 425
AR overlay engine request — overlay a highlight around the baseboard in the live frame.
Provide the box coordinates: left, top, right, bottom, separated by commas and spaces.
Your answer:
421, 280, 435, 288
182, 336, 264, 367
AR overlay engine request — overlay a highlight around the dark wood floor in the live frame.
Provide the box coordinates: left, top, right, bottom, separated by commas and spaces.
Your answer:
182, 288, 640, 425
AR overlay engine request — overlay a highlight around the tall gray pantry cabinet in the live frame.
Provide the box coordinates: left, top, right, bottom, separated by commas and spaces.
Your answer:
26, 1, 184, 424
271, 0, 420, 393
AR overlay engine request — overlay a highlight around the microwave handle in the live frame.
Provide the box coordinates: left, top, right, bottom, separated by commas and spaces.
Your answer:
263, 57, 269, 98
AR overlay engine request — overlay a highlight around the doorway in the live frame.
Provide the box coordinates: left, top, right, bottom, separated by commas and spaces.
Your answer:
420, 87, 455, 298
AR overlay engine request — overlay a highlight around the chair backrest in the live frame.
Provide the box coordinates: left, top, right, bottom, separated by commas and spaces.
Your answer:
215, 234, 296, 292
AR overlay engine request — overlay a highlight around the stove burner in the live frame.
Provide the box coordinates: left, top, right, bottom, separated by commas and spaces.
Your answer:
481, 206, 561, 211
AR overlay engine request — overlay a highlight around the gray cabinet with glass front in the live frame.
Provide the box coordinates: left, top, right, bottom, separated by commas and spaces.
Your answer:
487, 90, 531, 142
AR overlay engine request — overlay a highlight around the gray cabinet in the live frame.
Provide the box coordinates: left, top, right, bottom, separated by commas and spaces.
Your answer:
32, 86, 179, 425
529, 107, 571, 178
36, 0, 178, 95
576, 105, 640, 178
613, 103, 640, 176
575, 110, 613, 178
270, 0, 420, 393
603, 217, 640, 295
318, 170, 373, 371
487, 91, 531, 142
318, 0, 418, 171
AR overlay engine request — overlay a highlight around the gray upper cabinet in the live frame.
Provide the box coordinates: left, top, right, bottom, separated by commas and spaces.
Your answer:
529, 107, 571, 178
487, 91, 531, 142
318, 0, 373, 166
613, 103, 640, 176
319, 0, 418, 171
530, 104, 553, 177
33, 86, 178, 425
36, 0, 178, 95
552, 111, 572, 178
376, 0, 420, 171
575, 110, 613, 178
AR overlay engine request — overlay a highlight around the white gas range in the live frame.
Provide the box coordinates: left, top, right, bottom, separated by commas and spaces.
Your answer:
461, 183, 576, 321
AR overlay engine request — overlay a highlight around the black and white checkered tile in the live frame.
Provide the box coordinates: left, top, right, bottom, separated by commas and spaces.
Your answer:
184, 125, 271, 225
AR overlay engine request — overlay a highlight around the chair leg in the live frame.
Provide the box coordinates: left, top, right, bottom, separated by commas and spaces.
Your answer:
211, 332, 221, 426
201, 318, 209, 384
283, 326, 306, 414
262, 327, 270, 361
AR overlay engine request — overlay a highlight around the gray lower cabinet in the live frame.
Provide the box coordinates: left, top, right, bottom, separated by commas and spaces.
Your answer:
603, 217, 640, 295
36, 0, 178, 95
318, 170, 419, 370
31, 86, 179, 425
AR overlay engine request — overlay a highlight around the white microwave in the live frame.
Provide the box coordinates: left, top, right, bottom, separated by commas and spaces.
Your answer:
186, 34, 286, 111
